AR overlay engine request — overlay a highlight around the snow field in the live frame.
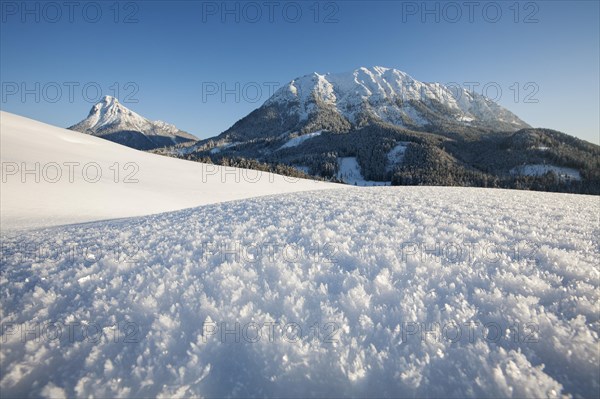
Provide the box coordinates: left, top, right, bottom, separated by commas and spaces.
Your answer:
1, 186, 598, 398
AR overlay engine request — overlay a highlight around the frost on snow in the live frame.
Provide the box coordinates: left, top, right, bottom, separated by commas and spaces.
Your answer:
1, 187, 598, 398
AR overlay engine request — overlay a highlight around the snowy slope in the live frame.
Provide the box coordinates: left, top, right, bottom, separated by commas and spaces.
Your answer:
279, 131, 323, 150
336, 157, 390, 186
386, 142, 408, 171
0, 111, 335, 231
1, 187, 598, 398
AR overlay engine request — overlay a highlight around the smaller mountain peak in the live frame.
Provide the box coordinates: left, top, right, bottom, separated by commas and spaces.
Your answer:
70, 96, 198, 149
89, 96, 122, 117
98, 95, 119, 106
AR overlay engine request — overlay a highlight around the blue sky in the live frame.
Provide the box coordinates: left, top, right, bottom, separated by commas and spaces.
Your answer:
1, 0, 598, 144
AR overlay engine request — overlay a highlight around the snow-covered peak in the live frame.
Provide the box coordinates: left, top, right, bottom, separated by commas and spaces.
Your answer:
69, 98, 198, 149
98, 95, 119, 107
83, 96, 147, 131
265, 66, 529, 130
267, 66, 416, 105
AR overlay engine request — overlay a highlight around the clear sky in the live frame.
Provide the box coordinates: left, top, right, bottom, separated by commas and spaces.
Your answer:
1, 0, 598, 144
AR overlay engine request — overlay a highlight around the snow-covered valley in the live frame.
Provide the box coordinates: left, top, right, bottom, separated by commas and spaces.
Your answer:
1, 113, 598, 398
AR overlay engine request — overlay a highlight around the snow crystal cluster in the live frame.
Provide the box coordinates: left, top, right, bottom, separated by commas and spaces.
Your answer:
1, 186, 598, 398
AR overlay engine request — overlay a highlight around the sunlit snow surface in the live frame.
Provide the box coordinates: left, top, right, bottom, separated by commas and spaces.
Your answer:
0, 112, 333, 231
1, 187, 598, 398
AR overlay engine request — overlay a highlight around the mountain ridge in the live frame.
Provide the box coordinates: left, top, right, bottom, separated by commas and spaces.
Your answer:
217, 66, 530, 142
173, 67, 598, 194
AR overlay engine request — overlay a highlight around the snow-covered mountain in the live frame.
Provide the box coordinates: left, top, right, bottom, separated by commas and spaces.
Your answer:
69, 96, 198, 150
182, 68, 598, 192
221, 66, 529, 141
268, 66, 528, 128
